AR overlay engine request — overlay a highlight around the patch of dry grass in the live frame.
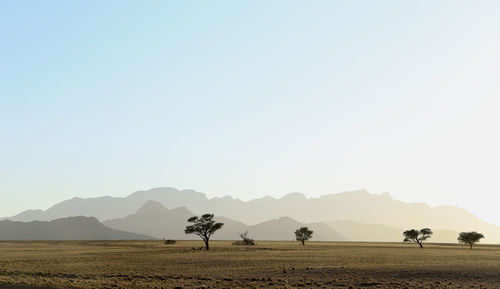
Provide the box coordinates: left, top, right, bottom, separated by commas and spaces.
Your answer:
0, 241, 498, 288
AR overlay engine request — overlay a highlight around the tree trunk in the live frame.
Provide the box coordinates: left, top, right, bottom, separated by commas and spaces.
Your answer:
302, 240, 305, 246
417, 241, 423, 248
204, 239, 209, 250
470, 243, 473, 250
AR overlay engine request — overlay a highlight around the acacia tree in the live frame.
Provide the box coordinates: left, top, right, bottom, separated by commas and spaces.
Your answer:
295, 227, 313, 246
458, 231, 484, 249
403, 228, 433, 248
184, 214, 224, 250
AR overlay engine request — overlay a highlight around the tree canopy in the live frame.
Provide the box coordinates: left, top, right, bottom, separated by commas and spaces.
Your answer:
458, 231, 484, 249
403, 228, 433, 248
295, 227, 313, 246
184, 213, 224, 250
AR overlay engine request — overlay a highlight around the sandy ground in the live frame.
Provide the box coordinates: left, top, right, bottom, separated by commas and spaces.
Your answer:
0, 240, 499, 288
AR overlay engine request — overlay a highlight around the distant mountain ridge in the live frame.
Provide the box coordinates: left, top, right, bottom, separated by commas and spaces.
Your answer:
5, 187, 500, 243
103, 201, 346, 241
0, 216, 155, 240
324, 220, 460, 243
9, 188, 207, 222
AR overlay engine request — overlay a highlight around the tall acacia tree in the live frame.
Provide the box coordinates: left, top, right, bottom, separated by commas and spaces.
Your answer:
458, 231, 484, 249
184, 214, 224, 250
295, 227, 313, 246
403, 228, 433, 248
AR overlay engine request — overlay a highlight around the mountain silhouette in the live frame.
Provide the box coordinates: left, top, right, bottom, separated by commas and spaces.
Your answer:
9, 188, 208, 222
5, 187, 500, 243
324, 220, 460, 243
0, 216, 155, 240
103, 201, 195, 240
227, 217, 346, 241
104, 201, 346, 241
324, 220, 404, 242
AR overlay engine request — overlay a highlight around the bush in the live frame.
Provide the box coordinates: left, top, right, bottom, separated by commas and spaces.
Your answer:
233, 231, 255, 245
232, 240, 255, 245
164, 239, 176, 245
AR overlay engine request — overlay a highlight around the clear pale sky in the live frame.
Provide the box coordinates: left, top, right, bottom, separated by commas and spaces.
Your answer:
1, 1, 499, 225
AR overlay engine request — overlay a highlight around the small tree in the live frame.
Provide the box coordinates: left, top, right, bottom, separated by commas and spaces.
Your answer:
295, 227, 313, 246
458, 231, 484, 249
184, 214, 224, 250
403, 228, 433, 248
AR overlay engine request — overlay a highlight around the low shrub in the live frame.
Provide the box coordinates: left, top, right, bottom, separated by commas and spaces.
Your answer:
233, 231, 255, 245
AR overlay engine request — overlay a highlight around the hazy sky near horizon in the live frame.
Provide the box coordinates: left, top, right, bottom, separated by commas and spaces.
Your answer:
1, 1, 500, 225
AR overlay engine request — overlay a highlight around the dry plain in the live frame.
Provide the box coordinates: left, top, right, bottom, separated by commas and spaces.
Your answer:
0, 241, 499, 289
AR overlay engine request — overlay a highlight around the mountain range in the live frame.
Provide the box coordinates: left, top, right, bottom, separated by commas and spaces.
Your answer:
103, 200, 347, 241
3, 187, 500, 243
0, 216, 155, 240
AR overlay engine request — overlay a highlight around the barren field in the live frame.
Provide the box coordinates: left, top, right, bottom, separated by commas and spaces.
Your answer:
0, 241, 499, 289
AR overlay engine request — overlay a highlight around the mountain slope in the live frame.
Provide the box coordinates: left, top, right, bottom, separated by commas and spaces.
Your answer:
324, 220, 460, 243
9, 187, 207, 222
6, 187, 500, 243
324, 220, 404, 242
0, 216, 155, 240
103, 201, 195, 240
238, 217, 346, 241
104, 201, 346, 241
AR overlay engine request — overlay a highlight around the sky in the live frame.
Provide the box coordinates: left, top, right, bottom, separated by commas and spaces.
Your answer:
1, 1, 500, 225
